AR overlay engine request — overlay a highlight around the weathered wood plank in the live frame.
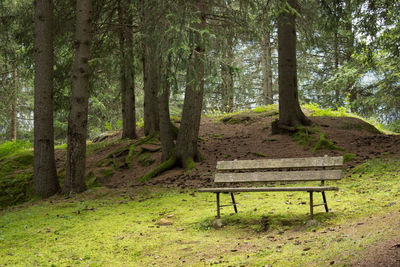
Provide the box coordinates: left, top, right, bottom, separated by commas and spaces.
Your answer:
214, 170, 342, 183
216, 156, 343, 170
197, 186, 339, 192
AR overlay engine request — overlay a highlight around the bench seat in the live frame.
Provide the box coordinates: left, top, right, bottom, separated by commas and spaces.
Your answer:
198, 156, 344, 220
197, 186, 339, 193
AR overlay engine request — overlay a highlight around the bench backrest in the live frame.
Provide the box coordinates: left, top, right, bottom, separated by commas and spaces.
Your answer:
214, 156, 343, 183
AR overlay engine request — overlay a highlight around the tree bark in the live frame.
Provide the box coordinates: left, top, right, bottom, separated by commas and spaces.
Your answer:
175, 0, 207, 168
10, 64, 17, 141
33, 0, 60, 197
119, 0, 136, 139
141, 0, 160, 136
65, 0, 92, 194
221, 36, 234, 113
159, 65, 175, 162
261, 30, 273, 105
274, 0, 311, 133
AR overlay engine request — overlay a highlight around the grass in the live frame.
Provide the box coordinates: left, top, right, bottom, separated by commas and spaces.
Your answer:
0, 140, 32, 160
303, 103, 393, 134
1, 158, 400, 266
0, 150, 34, 207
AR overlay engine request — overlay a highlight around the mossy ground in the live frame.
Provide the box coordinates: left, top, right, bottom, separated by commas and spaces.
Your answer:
1, 158, 400, 266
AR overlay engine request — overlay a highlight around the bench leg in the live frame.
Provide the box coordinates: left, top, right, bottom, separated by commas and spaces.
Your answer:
231, 193, 238, 213
216, 192, 220, 219
321, 191, 329, 212
309, 191, 314, 220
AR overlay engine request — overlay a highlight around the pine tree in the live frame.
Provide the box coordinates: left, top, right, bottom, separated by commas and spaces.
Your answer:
273, 0, 311, 133
64, 0, 92, 194
33, 0, 60, 197
119, 0, 136, 139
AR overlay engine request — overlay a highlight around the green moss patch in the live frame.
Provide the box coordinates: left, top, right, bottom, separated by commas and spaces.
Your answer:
1, 158, 400, 266
100, 169, 114, 179
252, 152, 267, 157
125, 144, 135, 169
139, 156, 176, 183
0, 151, 34, 207
221, 114, 255, 124
312, 133, 345, 152
138, 153, 155, 167
343, 153, 356, 163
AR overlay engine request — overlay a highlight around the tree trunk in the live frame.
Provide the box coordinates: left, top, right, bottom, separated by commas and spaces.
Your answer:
261, 30, 273, 105
33, 0, 60, 197
65, 0, 92, 194
159, 66, 175, 162
333, 30, 340, 105
10, 64, 17, 141
142, 0, 160, 136
175, 0, 207, 168
274, 0, 311, 133
221, 36, 234, 113
119, 0, 136, 139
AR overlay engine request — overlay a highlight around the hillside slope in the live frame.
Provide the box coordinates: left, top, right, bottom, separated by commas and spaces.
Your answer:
82, 106, 400, 190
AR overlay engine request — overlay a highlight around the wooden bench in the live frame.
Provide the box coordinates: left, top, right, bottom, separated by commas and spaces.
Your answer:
198, 156, 343, 220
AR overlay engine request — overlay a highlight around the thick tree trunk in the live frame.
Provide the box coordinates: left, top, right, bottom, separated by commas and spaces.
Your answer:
10, 65, 17, 141
33, 0, 60, 197
221, 37, 234, 113
175, 0, 207, 168
119, 0, 136, 139
274, 0, 311, 133
159, 68, 175, 162
141, 0, 160, 136
143, 47, 160, 135
261, 31, 273, 105
65, 0, 92, 194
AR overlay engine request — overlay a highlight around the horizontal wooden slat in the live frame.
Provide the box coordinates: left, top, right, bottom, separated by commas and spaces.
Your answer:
198, 186, 339, 193
214, 170, 342, 183
216, 156, 343, 171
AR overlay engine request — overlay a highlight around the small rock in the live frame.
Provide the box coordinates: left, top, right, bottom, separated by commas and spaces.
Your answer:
305, 220, 319, 228
158, 218, 173, 225
212, 219, 223, 229
141, 144, 160, 152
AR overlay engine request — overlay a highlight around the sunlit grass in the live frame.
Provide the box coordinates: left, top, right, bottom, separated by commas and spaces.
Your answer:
1, 158, 399, 266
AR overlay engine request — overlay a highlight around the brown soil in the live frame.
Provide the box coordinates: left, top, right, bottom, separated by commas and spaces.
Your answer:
77, 114, 400, 190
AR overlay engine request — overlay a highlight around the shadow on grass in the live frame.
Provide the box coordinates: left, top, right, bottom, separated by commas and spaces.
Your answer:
195, 209, 338, 233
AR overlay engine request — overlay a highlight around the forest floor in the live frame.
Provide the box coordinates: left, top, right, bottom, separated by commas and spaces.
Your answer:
2, 105, 400, 266
80, 105, 400, 190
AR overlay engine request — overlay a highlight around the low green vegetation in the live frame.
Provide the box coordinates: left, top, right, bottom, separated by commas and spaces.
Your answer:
312, 133, 345, 152
0, 149, 34, 207
125, 144, 135, 169
139, 156, 176, 183
291, 126, 345, 153
303, 103, 392, 134
138, 152, 155, 167
252, 152, 267, 157
343, 153, 356, 163
0, 140, 32, 160
0, 158, 399, 266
